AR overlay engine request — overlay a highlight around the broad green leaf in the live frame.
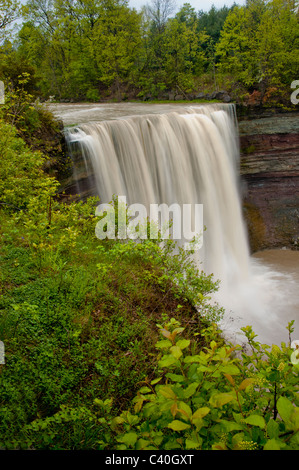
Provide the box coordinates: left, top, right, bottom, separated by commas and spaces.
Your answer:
244, 414, 266, 429
232, 432, 245, 448
192, 407, 210, 420
117, 432, 138, 447
192, 418, 204, 431
238, 378, 255, 391
136, 438, 152, 450
158, 354, 177, 368
266, 419, 279, 439
170, 345, 183, 359
165, 373, 185, 382
139, 386, 151, 394
176, 339, 190, 350
183, 382, 199, 398
172, 327, 185, 335
185, 438, 201, 449
219, 419, 243, 432
263, 439, 281, 450
184, 355, 203, 363
156, 339, 172, 349
159, 386, 177, 400
110, 416, 125, 430
167, 420, 191, 431
178, 401, 192, 419
222, 364, 240, 375
277, 396, 294, 424
209, 393, 235, 408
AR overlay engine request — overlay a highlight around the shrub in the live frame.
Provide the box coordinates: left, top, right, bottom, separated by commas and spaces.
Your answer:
95, 318, 299, 451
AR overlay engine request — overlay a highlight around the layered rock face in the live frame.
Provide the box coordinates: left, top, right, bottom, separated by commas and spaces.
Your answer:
239, 112, 299, 252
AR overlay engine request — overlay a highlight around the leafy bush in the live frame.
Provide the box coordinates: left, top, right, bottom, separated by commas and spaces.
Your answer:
92, 318, 298, 451
0, 119, 59, 210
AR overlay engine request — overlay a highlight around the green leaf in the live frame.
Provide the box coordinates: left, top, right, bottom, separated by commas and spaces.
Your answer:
183, 355, 203, 363
136, 438, 152, 450
238, 378, 255, 391
277, 396, 294, 424
178, 401, 192, 419
167, 420, 191, 431
183, 382, 199, 398
219, 419, 243, 432
192, 407, 210, 420
150, 377, 162, 385
139, 386, 152, 394
117, 432, 138, 447
266, 419, 279, 439
209, 393, 235, 408
185, 438, 201, 449
156, 339, 172, 349
170, 345, 183, 359
176, 339, 190, 350
159, 386, 177, 400
158, 354, 178, 368
263, 439, 281, 450
221, 364, 240, 375
244, 415, 266, 429
165, 373, 185, 382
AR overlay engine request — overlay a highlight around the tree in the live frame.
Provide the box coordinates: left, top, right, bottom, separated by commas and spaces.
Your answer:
92, 0, 142, 100
144, 0, 176, 33
163, 17, 207, 93
0, 0, 20, 43
216, 0, 299, 103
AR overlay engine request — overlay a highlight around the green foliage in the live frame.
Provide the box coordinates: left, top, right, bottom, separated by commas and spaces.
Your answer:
0, 118, 58, 210
0, 118, 225, 448
1, 0, 298, 102
0, 68, 65, 163
97, 319, 298, 451
216, 0, 299, 105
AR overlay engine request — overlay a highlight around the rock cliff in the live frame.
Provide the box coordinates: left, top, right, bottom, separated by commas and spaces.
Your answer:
239, 112, 299, 252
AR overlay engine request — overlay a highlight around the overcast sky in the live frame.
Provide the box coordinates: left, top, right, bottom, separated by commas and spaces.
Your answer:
128, 0, 246, 12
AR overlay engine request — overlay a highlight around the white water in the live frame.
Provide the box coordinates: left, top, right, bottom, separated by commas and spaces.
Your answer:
57, 102, 299, 347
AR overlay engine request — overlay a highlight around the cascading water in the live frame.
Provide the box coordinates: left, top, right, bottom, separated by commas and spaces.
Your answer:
65, 103, 298, 346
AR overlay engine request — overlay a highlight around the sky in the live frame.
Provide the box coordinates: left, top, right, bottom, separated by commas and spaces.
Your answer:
128, 0, 246, 12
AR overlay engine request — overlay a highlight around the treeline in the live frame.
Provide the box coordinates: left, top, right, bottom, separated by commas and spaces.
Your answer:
0, 0, 298, 105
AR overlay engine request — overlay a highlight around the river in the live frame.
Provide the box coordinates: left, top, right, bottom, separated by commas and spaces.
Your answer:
47, 102, 299, 348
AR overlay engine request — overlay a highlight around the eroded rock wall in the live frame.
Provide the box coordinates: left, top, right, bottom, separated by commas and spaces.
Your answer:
239, 113, 299, 252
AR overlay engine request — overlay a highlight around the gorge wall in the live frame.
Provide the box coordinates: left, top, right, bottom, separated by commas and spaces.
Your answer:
239, 111, 299, 252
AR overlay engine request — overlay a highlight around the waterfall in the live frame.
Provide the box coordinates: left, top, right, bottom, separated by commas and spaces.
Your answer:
66, 104, 249, 280
65, 103, 297, 345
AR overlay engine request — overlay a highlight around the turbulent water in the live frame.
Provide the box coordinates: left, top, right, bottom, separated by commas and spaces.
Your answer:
49, 102, 299, 347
